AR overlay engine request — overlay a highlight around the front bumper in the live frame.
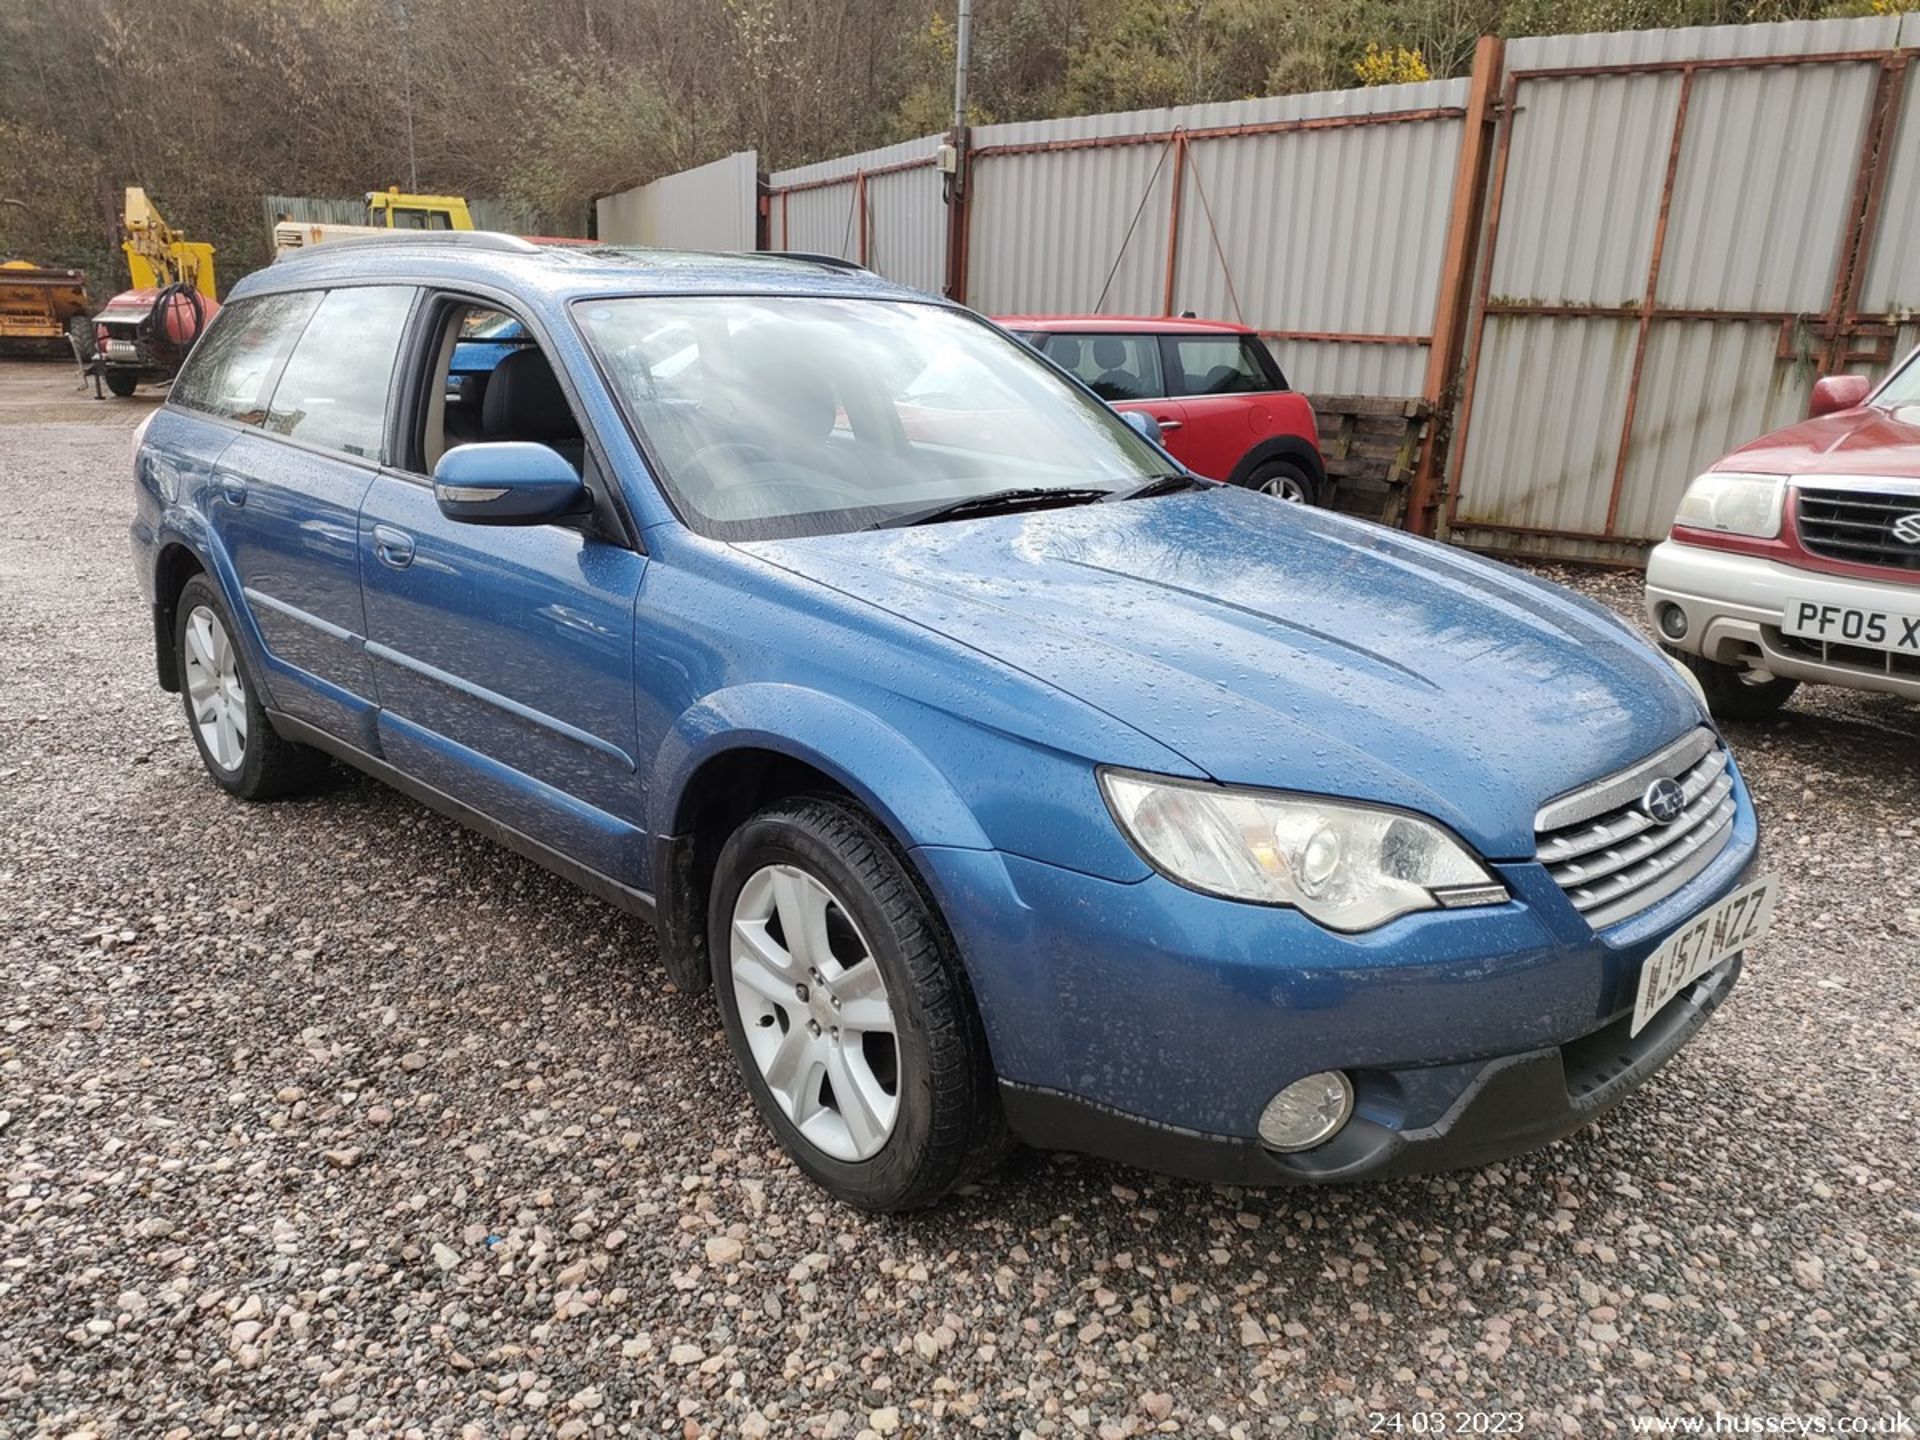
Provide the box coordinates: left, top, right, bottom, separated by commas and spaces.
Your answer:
914, 758, 1761, 1184
1645, 538, 1920, 702
999, 953, 1739, 1184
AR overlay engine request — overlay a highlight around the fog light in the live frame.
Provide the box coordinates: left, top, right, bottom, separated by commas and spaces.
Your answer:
1658, 603, 1689, 640
1258, 1071, 1354, 1153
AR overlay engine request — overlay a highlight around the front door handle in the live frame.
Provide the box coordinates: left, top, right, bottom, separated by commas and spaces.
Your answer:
1154, 417, 1184, 431
216, 472, 248, 507
371, 524, 416, 569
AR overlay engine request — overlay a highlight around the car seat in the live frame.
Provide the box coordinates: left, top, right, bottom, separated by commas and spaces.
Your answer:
1091, 337, 1142, 400
482, 348, 586, 472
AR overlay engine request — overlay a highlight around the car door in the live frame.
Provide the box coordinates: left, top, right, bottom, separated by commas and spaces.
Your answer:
191, 286, 416, 746
1158, 333, 1284, 482
356, 295, 648, 883
1036, 332, 1192, 466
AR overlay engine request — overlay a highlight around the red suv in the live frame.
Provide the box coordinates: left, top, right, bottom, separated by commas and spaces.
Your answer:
1000, 315, 1326, 504
1645, 345, 1920, 717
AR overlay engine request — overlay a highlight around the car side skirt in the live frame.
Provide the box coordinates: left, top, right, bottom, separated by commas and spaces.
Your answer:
268, 709, 659, 928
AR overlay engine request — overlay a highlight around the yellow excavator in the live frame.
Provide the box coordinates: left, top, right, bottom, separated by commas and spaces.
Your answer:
89, 188, 219, 396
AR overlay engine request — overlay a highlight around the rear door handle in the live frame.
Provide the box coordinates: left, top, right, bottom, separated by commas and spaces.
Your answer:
216, 472, 248, 507
1154, 418, 1183, 431
371, 524, 415, 569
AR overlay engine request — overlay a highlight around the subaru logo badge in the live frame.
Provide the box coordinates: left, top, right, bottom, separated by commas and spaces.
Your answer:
1641, 777, 1686, 825
1892, 513, 1920, 545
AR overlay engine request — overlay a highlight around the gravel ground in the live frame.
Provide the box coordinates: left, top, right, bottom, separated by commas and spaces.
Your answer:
2, 396, 1916, 1438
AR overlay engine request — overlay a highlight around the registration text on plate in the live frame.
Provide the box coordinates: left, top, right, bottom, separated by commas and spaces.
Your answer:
1782, 599, 1920, 656
1632, 874, 1777, 1036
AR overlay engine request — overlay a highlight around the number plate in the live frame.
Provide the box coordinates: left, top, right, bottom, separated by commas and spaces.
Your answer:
1631, 874, 1777, 1036
1782, 599, 1920, 656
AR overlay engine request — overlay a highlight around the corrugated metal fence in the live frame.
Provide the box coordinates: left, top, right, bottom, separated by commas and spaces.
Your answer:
595, 12, 1920, 563
595, 152, 761, 252
963, 82, 1470, 400
1449, 15, 1920, 562
767, 136, 950, 296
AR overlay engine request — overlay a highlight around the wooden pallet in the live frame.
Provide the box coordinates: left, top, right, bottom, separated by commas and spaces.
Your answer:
1309, 394, 1431, 526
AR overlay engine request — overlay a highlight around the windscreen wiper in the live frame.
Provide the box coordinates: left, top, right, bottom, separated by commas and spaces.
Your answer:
867, 486, 1112, 530
1099, 472, 1211, 502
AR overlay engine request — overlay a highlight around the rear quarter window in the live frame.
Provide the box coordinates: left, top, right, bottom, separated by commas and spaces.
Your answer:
1170, 336, 1279, 396
170, 291, 320, 425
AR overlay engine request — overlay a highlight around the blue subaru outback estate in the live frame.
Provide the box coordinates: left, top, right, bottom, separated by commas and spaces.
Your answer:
131, 235, 1774, 1210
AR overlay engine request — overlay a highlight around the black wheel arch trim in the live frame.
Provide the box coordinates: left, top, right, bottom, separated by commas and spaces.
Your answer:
1227, 437, 1326, 492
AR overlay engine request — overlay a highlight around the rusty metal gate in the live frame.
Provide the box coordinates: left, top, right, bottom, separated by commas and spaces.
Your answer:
1442, 22, 1920, 564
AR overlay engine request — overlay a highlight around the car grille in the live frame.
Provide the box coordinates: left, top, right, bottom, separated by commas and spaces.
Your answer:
1534, 728, 1735, 930
1796, 485, 1920, 574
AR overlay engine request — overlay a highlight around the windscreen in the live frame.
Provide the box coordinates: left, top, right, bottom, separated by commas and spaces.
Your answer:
1878, 351, 1920, 411
574, 295, 1167, 538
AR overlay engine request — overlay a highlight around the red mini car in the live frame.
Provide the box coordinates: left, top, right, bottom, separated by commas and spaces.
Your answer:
998, 315, 1325, 503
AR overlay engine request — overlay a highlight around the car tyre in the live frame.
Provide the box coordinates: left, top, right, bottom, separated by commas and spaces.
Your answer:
104, 370, 139, 398
708, 795, 1005, 1211
1242, 458, 1319, 505
174, 574, 330, 800
1669, 647, 1799, 721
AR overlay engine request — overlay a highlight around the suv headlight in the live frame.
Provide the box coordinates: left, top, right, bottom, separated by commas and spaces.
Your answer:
1099, 770, 1508, 932
1673, 472, 1785, 538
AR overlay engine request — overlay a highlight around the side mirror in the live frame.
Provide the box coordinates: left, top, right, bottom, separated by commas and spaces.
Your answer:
432, 442, 586, 525
1809, 373, 1871, 419
1121, 410, 1164, 447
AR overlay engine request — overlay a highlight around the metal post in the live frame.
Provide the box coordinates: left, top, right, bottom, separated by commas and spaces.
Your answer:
854, 170, 869, 266
1825, 54, 1909, 373
943, 0, 974, 302
1407, 35, 1504, 537
1443, 71, 1519, 537
951, 0, 972, 132
395, 0, 419, 192
1162, 132, 1187, 315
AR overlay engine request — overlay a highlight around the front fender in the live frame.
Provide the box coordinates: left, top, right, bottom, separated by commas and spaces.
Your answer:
644, 684, 1000, 994
650, 683, 994, 853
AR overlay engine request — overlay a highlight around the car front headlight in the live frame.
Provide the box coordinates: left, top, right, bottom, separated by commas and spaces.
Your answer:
1099, 770, 1508, 932
1673, 472, 1786, 538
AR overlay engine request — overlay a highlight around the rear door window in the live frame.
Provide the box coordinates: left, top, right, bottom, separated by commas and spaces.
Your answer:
1044, 333, 1164, 402
263, 286, 419, 462
1167, 336, 1280, 396
170, 291, 320, 425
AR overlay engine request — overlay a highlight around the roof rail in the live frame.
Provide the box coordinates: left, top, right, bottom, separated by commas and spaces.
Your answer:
758, 250, 872, 274
272, 230, 541, 263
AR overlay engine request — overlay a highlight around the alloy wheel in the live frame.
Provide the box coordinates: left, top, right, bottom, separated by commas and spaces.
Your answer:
1257, 472, 1309, 502
183, 604, 247, 770
729, 863, 900, 1162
